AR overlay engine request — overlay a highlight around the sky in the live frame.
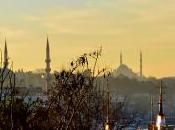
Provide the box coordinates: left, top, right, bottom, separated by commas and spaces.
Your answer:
0, 0, 175, 78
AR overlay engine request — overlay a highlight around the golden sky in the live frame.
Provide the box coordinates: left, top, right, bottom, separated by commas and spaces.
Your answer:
0, 0, 175, 78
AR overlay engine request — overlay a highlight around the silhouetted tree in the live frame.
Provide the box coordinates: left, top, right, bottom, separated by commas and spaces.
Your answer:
0, 48, 138, 130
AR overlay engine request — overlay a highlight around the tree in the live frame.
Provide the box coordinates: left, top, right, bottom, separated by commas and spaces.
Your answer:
0, 63, 37, 130
28, 47, 106, 129
0, 48, 138, 130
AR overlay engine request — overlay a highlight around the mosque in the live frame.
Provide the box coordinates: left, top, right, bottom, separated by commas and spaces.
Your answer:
2, 36, 145, 95
0, 37, 53, 95
112, 51, 144, 81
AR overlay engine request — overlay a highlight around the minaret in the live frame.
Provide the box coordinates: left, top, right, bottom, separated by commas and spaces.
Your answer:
4, 39, 9, 68
120, 51, 123, 65
45, 37, 51, 92
140, 51, 142, 77
159, 81, 164, 116
156, 80, 166, 129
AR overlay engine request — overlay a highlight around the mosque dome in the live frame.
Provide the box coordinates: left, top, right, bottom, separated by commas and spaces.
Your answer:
113, 64, 138, 79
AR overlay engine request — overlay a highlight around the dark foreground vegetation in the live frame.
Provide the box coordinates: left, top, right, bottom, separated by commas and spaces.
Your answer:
0, 48, 137, 130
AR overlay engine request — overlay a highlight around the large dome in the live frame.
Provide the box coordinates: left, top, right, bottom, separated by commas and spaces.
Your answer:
112, 64, 138, 79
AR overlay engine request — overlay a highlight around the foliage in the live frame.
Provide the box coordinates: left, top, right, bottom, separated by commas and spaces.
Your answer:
0, 48, 137, 130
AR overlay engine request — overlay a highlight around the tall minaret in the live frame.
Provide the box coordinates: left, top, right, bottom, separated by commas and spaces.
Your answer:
4, 39, 9, 68
120, 51, 123, 65
140, 51, 142, 77
156, 80, 166, 129
159, 81, 164, 116
45, 37, 51, 92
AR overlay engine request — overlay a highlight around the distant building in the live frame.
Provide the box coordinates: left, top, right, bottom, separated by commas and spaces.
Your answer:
112, 51, 144, 81
0, 38, 54, 96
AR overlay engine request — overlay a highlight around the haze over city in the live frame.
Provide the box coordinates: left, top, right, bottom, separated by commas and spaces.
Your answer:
1, 0, 175, 77
2, 1, 175, 130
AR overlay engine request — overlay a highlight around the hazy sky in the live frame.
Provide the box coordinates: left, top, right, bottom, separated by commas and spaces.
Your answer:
0, 0, 175, 78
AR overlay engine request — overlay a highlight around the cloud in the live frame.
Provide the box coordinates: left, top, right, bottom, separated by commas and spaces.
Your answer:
0, 27, 28, 39
23, 8, 132, 35
24, 15, 40, 22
